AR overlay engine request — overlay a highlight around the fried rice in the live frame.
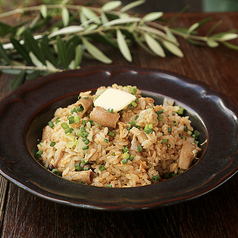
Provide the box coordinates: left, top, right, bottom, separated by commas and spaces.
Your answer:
36, 84, 201, 187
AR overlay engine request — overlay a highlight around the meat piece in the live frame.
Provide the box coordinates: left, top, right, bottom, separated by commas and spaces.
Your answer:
77, 95, 93, 116
63, 170, 94, 184
178, 142, 201, 170
90, 106, 120, 128
130, 127, 147, 144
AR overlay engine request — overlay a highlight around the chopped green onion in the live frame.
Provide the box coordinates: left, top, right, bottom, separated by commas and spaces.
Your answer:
129, 155, 134, 161
48, 121, 54, 128
84, 167, 89, 171
152, 175, 160, 182
78, 95, 81, 100
177, 107, 184, 115
107, 184, 112, 188
122, 146, 129, 153
82, 145, 89, 150
107, 108, 114, 113
108, 131, 115, 137
50, 141, 56, 147
75, 163, 83, 171
104, 139, 109, 143
122, 152, 129, 160
52, 169, 62, 176
161, 139, 168, 144
173, 121, 178, 126
129, 121, 136, 127
71, 108, 77, 114
184, 126, 188, 131
61, 123, 69, 129
181, 135, 186, 140
36, 150, 43, 157
68, 116, 74, 124
158, 114, 163, 122
65, 128, 74, 134
74, 116, 80, 124
83, 97, 89, 99
171, 172, 177, 177
156, 109, 164, 115
135, 115, 139, 120
122, 158, 128, 164
130, 87, 137, 95
137, 145, 142, 152
168, 127, 172, 133
187, 131, 192, 136
87, 120, 94, 126
112, 152, 116, 156
99, 165, 105, 171
55, 117, 60, 124
81, 120, 86, 125
77, 105, 84, 112
192, 130, 200, 139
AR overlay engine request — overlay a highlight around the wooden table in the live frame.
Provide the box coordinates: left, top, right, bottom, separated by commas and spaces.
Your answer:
0, 11, 238, 238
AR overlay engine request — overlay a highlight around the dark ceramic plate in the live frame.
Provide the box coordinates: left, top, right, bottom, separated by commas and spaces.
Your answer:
0, 66, 238, 211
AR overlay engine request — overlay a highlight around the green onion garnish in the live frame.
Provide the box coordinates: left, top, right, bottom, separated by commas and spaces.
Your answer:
99, 165, 105, 171
50, 141, 56, 147
36, 150, 43, 157
137, 145, 142, 152
152, 175, 160, 182
61, 123, 69, 129
48, 121, 54, 128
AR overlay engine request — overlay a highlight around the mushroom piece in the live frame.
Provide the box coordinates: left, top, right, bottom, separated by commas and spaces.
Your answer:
178, 142, 201, 170
90, 106, 120, 128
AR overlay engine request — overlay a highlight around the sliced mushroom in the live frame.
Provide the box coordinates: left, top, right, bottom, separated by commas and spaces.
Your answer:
178, 142, 201, 170
90, 106, 120, 128
76, 95, 93, 116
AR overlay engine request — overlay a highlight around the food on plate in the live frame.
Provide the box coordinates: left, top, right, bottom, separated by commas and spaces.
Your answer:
36, 84, 201, 187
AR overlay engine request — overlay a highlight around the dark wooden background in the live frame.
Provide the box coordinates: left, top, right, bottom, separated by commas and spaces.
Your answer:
0, 7, 238, 238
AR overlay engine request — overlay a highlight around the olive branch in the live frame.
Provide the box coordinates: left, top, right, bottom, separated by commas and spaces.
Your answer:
0, 0, 237, 90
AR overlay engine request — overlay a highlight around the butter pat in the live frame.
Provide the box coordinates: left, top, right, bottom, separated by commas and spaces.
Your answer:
94, 88, 136, 112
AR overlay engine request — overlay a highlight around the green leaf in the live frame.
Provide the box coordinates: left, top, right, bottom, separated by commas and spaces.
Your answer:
87, 32, 118, 48
0, 21, 14, 37
56, 36, 68, 69
84, 24, 98, 33
207, 39, 219, 48
165, 28, 177, 42
29, 52, 45, 68
40, 41, 57, 67
144, 33, 165, 57
10, 70, 25, 91
23, 30, 46, 65
219, 33, 238, 41
120, 0, 145, 12
81, 7, 101, 24
101, 12, 109, 24
40, 5, 47, 19
49, 25, 84, 38
62, 7, 70, 27
67, 42, 75, 66
187, 23, 199, 35
222, 41, 238, 50
163, 41, 183, 57
10, 38, 32, 64
187, 17, 212, 34
102, 1, 122, 11
103, 17, 140, 27
74, 45, 83, 69
141, 12, 163, 23
0, 42, 11, 64
117, 29, 132, 62
81, 37, 112, 64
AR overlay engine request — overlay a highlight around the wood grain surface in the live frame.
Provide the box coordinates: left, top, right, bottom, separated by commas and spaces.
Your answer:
0, 11, 238, 238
